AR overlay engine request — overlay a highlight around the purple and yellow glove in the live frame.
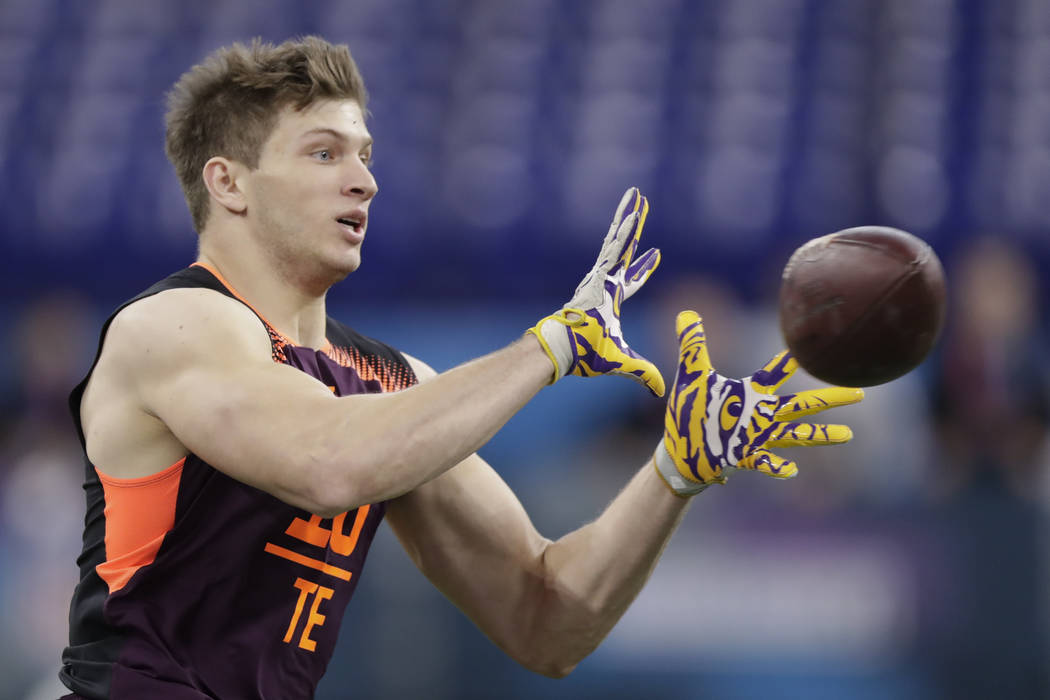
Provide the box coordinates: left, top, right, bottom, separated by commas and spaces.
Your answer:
654, 311, 864, 496
527, 187, 665, 396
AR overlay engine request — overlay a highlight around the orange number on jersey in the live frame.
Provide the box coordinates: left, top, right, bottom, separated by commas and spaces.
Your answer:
274, 506, 372, 651
330, 505, 370, 556
285, 504, 371, 555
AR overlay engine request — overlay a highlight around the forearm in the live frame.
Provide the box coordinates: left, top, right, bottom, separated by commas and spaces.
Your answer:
525, 461, 691, 675
324, 335, 553, 510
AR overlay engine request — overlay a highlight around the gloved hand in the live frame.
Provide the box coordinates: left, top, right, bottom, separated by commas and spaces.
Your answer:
654, 310, 863, 496
528, 187, 665, 396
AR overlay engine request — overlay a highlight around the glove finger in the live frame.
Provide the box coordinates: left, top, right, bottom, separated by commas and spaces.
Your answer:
599, 210, 640, 276
775, 387, 865, 420
738, 448, 797, 479
750, 350, 797, 394
594, 189, 641, 275
675, 311, 712, 373
610, 197, 647, 272
609, 187, 639, 233
622, 247, 661, 300
766, 421, 853, 447
606, 190, 641, 254
614, 355, 666, 397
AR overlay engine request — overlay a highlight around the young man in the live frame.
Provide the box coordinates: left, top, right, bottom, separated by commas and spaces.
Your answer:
60, 37, 862, 699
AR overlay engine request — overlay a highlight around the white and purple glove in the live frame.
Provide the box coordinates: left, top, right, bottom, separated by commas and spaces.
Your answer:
527, 187, 664, 396
654, 311, 864, 496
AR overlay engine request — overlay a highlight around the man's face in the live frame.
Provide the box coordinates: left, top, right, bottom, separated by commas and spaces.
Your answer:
242, 99, 377, 287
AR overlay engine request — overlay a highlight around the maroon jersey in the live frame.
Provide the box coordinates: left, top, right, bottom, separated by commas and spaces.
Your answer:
60, 264, 417, 699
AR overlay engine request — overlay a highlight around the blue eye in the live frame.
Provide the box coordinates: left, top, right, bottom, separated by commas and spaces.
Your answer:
315, 150, 332, 162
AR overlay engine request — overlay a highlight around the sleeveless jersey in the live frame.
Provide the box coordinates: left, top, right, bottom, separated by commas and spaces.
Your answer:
60, 264, 417, 699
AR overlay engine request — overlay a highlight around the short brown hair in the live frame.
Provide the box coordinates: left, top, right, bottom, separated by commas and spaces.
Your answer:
164, 36, 369, 232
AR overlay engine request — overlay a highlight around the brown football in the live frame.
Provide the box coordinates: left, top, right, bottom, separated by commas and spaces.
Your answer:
778, 226, 947, 387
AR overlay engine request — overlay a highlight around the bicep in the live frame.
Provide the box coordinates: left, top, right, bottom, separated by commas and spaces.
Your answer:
110, 290, 349, 509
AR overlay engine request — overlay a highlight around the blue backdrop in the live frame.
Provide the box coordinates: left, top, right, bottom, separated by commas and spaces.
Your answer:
1, 1, 1048, 699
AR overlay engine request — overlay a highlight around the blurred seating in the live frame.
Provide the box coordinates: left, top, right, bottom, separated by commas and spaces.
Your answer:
0, 3, 1049, 699
2, 0, 1049, 303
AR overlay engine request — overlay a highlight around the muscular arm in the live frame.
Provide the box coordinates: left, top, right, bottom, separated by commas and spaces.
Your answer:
82, 289, 552, 515
387, 359, 690, 678
387, 319, 861, 678
83, 186, 661, 518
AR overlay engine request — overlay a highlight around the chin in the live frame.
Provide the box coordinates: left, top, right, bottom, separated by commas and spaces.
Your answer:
325, 253, 362, 282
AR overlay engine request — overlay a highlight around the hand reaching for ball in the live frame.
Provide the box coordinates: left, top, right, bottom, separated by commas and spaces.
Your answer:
653, 311, 864, 496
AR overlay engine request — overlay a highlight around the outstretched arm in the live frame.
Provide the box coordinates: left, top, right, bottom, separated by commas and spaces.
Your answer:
388, 456, 687, 679
387, 361, 688, 679
388, 317, 863, 678
84, 188, 661, 517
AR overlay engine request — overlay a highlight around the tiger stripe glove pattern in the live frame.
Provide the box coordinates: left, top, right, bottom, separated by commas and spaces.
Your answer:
527, 187, 665, 397
654, 310, 864, 496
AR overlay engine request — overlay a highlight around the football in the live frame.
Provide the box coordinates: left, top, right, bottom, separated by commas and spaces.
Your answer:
778, 226, 947, 387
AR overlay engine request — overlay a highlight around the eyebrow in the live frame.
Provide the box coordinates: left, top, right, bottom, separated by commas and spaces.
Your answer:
300, 127, 373, 148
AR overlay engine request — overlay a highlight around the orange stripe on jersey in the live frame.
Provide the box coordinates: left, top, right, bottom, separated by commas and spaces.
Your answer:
263, 543, 353, 581
95, 458, 184, 593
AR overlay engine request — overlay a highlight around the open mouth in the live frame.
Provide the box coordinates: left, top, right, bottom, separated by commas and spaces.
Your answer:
337, 217, 363, 233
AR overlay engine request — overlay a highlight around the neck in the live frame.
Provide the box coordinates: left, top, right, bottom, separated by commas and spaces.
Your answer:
196, 244, 331, 349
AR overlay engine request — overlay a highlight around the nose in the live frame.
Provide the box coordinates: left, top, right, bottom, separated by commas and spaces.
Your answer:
343, 160, 378, 200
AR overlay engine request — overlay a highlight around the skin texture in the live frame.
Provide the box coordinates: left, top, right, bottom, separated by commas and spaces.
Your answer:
80, 98, 693, 676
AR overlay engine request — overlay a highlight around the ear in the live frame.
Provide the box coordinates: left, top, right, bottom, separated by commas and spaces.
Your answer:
202, 157, 248, 215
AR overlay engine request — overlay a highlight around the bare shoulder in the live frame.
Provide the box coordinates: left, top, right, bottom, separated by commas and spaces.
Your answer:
103, 287, 273, 373
82, 288, 273, 478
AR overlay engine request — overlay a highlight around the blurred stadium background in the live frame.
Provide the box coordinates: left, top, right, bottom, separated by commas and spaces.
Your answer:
2, 0, 1049, 698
